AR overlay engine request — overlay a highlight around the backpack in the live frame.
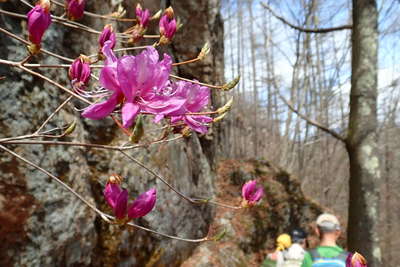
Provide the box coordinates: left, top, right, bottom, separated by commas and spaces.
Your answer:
281, 259, 303, 267
280, 244, 305, 267
309, 249, 348, 267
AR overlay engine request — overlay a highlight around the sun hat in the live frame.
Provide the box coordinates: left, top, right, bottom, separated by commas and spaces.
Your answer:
316, 213, 341, 232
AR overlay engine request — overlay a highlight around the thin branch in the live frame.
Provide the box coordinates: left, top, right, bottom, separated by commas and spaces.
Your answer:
35, 95, 73, 134
1, 136, 184, 151
170, 74, 223, 89
18, 64, 92, 104
0, 26, 73, 62
120, 150, 241, 209
261, 2, 352, 33
277, 91, 346, 142
0, 144, 103, 214
50, 0, 137, 22
0, 144, 210, 242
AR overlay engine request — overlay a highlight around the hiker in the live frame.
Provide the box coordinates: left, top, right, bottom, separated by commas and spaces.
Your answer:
301, 213, 348, 267
279, 228, 308, 267
263, 233, 292, 267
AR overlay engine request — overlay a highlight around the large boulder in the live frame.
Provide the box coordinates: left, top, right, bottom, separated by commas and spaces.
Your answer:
182, 159, 327, 266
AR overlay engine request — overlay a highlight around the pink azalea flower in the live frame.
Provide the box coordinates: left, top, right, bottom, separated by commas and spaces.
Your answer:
346, 252, 367, 267
82, 41, 185, 128
168, 81, 212, 134
242, 180, 264, 205
69, 55, 91, 90
98, 24, 116, 50
66, 0, 85, 20
104, 183, 156, 220
27, 1, 52, 45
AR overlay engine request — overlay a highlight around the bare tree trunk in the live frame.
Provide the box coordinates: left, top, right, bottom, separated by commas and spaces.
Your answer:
247, 0, 259, 157
346, 0, 382, 264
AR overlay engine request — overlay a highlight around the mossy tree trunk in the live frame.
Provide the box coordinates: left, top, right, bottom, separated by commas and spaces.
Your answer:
346, 0, 382, 265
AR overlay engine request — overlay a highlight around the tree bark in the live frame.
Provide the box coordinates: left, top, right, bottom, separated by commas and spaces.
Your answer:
346, 0, 382, 264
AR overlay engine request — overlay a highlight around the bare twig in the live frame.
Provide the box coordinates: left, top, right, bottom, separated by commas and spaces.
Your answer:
120, 150, 241, 209
0, 26, 73, 62
1, 136, 184, 151
18, 64, 92, 104
0, 144, 210, 242
261, 2, 352, 33
170, 74, 223, 89
35, 95, 73, 134
277, 91, 346, 142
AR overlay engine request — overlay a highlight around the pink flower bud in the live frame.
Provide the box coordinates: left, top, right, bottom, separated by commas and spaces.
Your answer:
159, 10, 177, 45
242, 180, 264, 205
27, 1, 52, 45
98, 24, 116, 50
136, 4, 150, 28
69, 55, 91, 89
346, 252, 367, 267
159, 13, 176, 44
128, 188, 157, 219
66, 0, 85, 21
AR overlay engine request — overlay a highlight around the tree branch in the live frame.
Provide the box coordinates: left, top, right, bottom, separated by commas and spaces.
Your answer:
0, 144, 210, 242
261, 2, 352, 33
277, 92, 346, 143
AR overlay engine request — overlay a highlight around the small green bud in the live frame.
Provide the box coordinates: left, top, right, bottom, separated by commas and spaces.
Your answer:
216, 97, 233, 114
129, 116, 144, 143
198, 42, 210, 60
213, 113, 227, 123
221, 76, 240, 91
64, 120, 77, 136
181, 127, 192, 137
151, 10, 162, 20
212, 228, 226, 241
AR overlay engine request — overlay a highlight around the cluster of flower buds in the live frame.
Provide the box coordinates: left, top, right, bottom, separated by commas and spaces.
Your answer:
104, 175, 157, 221
82, 41, 213, 134
346, 252, 367, 267
98, 24, 116, 52
26, 0, 52, 54
159, 7, 177, 45
130, 4, 151, 43
241, 180, 264, 207
65, 0, 86, 21
69, 55, 91, 91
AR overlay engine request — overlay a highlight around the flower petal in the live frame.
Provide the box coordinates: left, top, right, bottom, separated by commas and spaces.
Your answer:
82, 93, 119, 120
128, 188, 157, 219
104, 183, 122, 209
100, 65, 120, 92
114, 189, 128, 219
183, 115, 212, 134
117, 56, 137, 102
102, 40, 117, 64
121, 102, 140, 128
142, 96, 186, 116
242, 180, 256, 200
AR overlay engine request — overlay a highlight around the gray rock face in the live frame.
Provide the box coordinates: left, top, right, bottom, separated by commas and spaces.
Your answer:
0, 0, 223, 266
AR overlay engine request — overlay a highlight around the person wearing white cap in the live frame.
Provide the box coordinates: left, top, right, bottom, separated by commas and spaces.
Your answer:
301, 213, 349, 267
